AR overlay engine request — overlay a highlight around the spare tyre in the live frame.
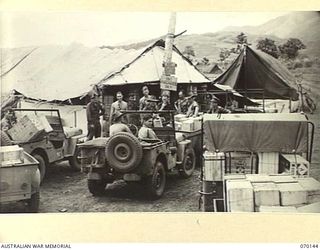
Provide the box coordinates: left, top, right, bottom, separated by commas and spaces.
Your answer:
105, 132, 143, 173
1, 130, 12, 146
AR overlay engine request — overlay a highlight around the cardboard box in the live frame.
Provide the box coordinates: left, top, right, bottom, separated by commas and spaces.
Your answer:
226, 180, 254, 212
225, 152, 257, 174
246, 174, 272, 183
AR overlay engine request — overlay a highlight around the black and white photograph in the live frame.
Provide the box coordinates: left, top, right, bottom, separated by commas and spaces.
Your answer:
1, 10, 320, 214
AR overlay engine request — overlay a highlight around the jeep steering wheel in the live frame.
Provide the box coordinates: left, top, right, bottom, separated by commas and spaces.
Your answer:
127, 123, 138, 137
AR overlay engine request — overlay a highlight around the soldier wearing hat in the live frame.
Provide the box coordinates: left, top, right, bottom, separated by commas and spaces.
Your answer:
86, 94, 105, 140
208, 97, 231, 114
109, 111, 131, 136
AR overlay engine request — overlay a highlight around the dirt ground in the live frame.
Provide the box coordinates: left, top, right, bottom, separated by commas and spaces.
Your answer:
1, 112, 320, 213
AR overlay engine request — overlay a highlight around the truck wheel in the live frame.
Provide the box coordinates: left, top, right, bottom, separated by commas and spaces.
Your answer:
0, 130, 12, 146
105, 132, 143, 173
32, 154, 46, 183
145, 161, 166, 199
68, 146, 81, 171
27, 191, 40, 213
87, 179, 107, 196
179, 147, 196, 178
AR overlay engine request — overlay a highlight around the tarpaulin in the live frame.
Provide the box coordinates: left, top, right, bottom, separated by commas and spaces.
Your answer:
203, 113, 308, 153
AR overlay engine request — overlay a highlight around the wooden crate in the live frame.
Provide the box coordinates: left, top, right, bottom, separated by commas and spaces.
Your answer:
7, 115, 46, 142
297, 178, 320, 204
253, 182, 280, 206
226, 180, 254, 212
258, 152, 279, 174
0, 145, 24, 166
277, 182, 307, 206
279, 154, 310, 178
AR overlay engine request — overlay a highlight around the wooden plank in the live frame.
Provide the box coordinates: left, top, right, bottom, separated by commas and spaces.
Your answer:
246, 174, 272, 183
269, 175, 298, 183
226, 180, 254, 212
257, 206, 297, 213
277, 183, 307, 206
253, 182, 280, 206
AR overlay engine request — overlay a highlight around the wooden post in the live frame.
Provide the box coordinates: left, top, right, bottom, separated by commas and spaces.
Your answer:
160, 12, 177, 94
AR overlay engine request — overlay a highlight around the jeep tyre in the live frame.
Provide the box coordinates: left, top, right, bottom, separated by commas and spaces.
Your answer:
68, 146, 81, 171
145, 161, 166, 199
179, 147, 196, 178
0, 130, 12, 146
27, 191, 40, 213
105, 132, 143, 173
88, 179, 107, 196
32, 154, 46, 183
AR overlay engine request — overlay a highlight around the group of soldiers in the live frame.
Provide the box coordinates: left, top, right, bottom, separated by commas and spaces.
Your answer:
86, 85, 236, 140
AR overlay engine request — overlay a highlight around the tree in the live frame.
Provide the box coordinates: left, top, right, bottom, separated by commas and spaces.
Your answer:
235, 32, 251, 53
278, 38, 306, 59
256, 38, 279, 58
183, 46, 195, 59
219, 49, 230, 63
236, 32, 248, 45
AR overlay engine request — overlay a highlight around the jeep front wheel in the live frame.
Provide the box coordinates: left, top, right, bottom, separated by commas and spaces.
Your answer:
32, 154, 46, 183
145, 161, 166, 199
179, 147, 196, 178
87, 179, 107, 196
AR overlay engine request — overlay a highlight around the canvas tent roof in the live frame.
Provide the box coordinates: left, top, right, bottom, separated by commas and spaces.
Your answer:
1, 43, 143, 102
1, 40, 211, 102
98, 40, 210, 87
213, 46, 299, 100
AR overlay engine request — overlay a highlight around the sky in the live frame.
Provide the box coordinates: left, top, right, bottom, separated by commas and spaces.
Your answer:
0, 11, 289, 48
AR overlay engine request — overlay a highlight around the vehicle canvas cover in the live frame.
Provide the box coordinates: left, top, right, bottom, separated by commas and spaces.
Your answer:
203, 113, 308, 153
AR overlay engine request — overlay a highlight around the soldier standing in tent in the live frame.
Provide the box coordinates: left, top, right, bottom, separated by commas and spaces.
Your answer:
109, 91, 128, 125
139, 86, 152, 110
186, 93, 200, 118
86, 94, 105, 140
174, 90, 188, 114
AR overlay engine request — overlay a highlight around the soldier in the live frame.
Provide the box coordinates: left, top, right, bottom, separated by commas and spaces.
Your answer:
186, 93, 200, 118
208, 98, 231, 114
138, 114, 158, 140
174, 90, 188, 114
86, 94, 105, 140
109, 91, 128, 125
109, 111, 131, 136
139, 86, 152, 110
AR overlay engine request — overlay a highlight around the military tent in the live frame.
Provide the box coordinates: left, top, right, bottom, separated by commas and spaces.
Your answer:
213, 46, 299, 100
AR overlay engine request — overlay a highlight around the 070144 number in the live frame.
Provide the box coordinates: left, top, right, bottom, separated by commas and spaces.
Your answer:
300, 244, 319, 248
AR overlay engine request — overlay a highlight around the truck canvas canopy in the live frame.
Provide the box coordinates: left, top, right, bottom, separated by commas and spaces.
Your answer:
203, 113, 310, 154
